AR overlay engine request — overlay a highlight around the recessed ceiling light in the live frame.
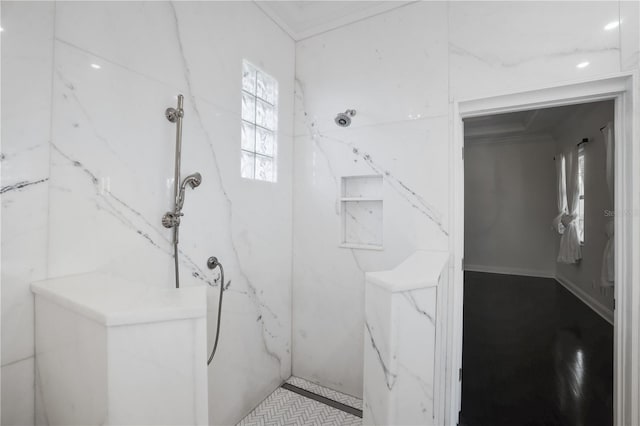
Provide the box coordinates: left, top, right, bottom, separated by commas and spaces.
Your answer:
576, 61, 590, 69
604, 21, 619, 30
90, 63, 101, 69
0, 27, 4, 32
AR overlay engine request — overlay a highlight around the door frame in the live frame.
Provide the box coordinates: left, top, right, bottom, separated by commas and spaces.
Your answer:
448, 71, 639, 426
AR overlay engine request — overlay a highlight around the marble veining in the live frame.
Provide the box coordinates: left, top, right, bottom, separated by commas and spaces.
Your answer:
365, 321, 397, 391
449, 43, 620, 70
165, 7, 287, 368
50, 142, 215, 287
402, 292, 435, 324
0, 178, 49, 194
295, 79, 446, 234
363, 251, 446, 426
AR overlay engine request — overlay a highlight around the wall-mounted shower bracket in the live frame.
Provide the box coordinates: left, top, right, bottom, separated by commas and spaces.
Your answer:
165, 106, 183, 123
161, 211, 182, 228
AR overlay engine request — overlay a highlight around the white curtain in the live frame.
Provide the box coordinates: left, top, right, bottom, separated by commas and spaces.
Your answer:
601, 122, 615, 287
557, 147, 582, 263
552, 154, 567, 234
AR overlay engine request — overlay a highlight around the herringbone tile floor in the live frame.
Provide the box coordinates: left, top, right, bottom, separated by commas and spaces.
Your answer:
236, 378, 362, 426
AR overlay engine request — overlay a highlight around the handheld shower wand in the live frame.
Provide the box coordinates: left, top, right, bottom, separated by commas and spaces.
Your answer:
176, 172, 202, 211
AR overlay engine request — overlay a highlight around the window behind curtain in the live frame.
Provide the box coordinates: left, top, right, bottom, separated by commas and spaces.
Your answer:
577, 149, 585, 243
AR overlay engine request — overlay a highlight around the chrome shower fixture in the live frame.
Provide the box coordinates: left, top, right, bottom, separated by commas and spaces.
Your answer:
335, 109, 356, 127
162, 94, 203, 288
181, 172, 202, 190
165, 105, 183, 123
175, 172, 202, 211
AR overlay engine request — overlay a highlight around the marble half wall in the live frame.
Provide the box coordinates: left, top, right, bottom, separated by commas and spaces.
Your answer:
363, 250, 449, 426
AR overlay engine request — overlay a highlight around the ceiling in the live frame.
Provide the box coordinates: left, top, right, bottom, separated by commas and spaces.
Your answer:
464, 104, 586, 142
254, 1, 414, 41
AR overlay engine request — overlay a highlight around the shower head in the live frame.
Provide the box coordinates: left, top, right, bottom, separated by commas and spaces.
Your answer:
176, 172, 202, 211
335, 109, 356, 127
182, 172, 202, 190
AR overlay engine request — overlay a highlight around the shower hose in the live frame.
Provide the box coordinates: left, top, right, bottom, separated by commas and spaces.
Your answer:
207, 258, 224, 365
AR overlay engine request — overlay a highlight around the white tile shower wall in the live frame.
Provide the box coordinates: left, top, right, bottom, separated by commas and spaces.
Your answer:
1, 2, 55, 425
45, 2, 293, 425
292, 0, 626, 399
448, 1, 622, 100
620, 4, 640, 420
293, 2, 450, 397
620, 0, 640, 71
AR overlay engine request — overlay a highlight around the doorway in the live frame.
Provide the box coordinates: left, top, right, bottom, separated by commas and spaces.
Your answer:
460, 101, 615, 425
448, 73, 639, 426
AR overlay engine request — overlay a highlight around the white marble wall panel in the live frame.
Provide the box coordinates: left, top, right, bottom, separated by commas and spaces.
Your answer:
390, 287, 438, 425
107, 319, 207, 425
47, 2, 294, 425
363, 250, 447, 426
1, 357, 36, 426
294, 2, 448, 137
344, 200, 383, 246
363, 285, 439, 425
448, 1, 622, 100
293, 1, 449, 398
34, 286, 208, 426
1, 2, 55, 424
35, 297, 108, 425
620, 0, 640, 71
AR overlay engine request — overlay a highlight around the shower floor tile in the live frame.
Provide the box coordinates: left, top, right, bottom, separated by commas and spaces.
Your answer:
237, 377, 362, 426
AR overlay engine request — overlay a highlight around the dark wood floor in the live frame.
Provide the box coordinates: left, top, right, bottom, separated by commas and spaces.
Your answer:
460, 272, 613, 426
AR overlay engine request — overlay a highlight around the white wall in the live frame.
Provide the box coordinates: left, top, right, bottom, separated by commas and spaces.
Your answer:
464, 136, 558, 277
554, 101, 615, 314
1, 4, 54, 425
1, 2, 294, 425
292, 0, 636, 399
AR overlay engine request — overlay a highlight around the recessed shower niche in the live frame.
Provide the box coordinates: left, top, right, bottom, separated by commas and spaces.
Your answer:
340, 175, 383, 250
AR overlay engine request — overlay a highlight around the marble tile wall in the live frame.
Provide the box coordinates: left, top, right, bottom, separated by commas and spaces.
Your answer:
1, 3, 55, 425
620, 0, 640, 71
2, 2, 294, 425
362, 250, 449, 426
292, 0, 631, 400
293, 2, 450, 398
364, 285, 439, 426
448, 1, 622, 100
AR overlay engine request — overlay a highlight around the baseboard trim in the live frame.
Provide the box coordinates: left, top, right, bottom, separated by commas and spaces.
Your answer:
464, 264, 555, 279
555, 274, 614, 325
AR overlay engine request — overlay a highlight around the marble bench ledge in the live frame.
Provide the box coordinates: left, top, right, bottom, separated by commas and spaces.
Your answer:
31, 272, 206, 326
365, 249, 449, 292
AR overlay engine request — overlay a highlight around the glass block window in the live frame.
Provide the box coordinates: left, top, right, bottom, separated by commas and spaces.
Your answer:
241, 60, 278, 182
